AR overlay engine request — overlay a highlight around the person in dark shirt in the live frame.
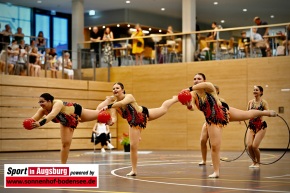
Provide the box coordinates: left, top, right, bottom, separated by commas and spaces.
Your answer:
253, 17, 269, 57
90, 26, 101, 67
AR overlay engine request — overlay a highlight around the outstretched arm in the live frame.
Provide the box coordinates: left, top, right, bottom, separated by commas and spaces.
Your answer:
109, 94, 135, 109
31, 108, 46, 121
32, 100, 63, 128
190, 82, 215, 93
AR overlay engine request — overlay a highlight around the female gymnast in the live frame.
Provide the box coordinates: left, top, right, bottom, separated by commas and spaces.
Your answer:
102, 82, 178, 176
246, 86, 269, 168
199, 85, 224, 166
183, 73, 276, 178
29, 93, 113, 164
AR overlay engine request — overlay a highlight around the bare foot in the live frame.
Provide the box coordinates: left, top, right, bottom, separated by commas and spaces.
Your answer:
126, 171, 137, 176
249, 164, 260, 168
208, 172, 219, 178
249, 163, 255, 168
198, 161, 206, 165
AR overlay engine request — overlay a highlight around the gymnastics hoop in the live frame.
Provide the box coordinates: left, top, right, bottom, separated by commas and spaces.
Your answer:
244, 114, 290, 165
220, 121, 248, 162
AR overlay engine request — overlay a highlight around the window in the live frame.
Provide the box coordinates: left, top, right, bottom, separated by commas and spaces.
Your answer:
35, 14, 50, 48
53, 17, 68, 56
0, 3, 31, 44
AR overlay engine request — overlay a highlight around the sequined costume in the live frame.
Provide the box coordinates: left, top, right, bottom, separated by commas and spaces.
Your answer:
248, 100, 267, 134
196, 92, 229, 126
51, 101, 82, 129
116, 104, 149, 129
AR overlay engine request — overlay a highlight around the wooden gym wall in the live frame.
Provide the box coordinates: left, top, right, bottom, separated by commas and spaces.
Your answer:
0, 76, 115, 152
0, 56, 289, 152
106, 56, 290, 151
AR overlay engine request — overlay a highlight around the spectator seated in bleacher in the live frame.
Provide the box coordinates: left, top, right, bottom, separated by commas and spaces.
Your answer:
57, 52, 74, 80
29, 47, 41, 77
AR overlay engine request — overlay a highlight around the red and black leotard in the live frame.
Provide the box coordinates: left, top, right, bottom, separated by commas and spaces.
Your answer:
248, 101, 267, 134
116, 104, 149, 129
196, 92, 229, 127
51, 101, 82, 129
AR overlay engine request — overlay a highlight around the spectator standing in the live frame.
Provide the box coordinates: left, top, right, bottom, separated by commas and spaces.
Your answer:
2, 24, 12, 47
36, 31, 46, 54
90, 26, 101, 67
282, 25, 290, 54
102, 27, 114, 67
253, 17, 269, 57
166, 25, 175, 41
14, 27, 24, 44
131, 24, 144, 65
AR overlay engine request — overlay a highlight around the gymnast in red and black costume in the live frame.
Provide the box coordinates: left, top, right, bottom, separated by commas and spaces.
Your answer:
102, 82, 178, 176
28, 93, 114, 164
182, 73, 276, 178
246, 86, 269, 168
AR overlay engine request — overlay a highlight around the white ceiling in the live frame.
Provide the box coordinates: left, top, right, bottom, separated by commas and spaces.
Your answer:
0, 0, 289, 28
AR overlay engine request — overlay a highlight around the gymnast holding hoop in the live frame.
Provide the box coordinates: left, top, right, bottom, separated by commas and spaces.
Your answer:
28, 93, 113, 164
182, 73, 277, 178
246, 86, 269, 168
102, 82, 178, 176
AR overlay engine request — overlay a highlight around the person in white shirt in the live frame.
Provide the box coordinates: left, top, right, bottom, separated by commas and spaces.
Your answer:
57, 52, 74, 79
91, 122, 114, 153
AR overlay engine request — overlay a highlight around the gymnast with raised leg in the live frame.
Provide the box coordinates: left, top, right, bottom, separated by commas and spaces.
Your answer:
199, 85, 224, 166
246, 86, 269, 169
28, 93, 113, 164
101, 82, 178, 176
181, 73, 276, 178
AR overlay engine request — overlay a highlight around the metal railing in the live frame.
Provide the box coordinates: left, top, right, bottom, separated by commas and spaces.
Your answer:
1, 23, 289, 81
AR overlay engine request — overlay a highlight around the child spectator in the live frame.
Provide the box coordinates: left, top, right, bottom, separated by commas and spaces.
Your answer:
91, 122, 114, 153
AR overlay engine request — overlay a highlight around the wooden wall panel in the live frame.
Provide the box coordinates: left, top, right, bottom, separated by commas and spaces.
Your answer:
109, 56, 290, 151
0, 76, 115, 152
1, 56, 290, 152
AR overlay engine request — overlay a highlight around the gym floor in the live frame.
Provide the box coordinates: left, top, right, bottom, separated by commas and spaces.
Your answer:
1, 150, 290, 193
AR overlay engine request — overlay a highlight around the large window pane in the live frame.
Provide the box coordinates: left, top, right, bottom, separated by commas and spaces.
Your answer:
0, 3, 31, 44
53, 17, 68, 56
35, 14, 50, 48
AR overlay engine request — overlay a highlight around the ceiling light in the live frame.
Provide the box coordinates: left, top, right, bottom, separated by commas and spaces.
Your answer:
89, 10, 95, 16
102, 26, 105, 28
221, 20, 225, 23
89, 27, 91, 30
213, 2, 218, 5
37, 0, 42, 3
127, 24, 130, 27
126, 1, 130, 3
129, 28, 149, 34
149, 28, 152, 31
243, 9, 247, 12
117, 24, 120, 27
159, 29, 162, 33
270, 15, 275, 18
161, 8, 165, 11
